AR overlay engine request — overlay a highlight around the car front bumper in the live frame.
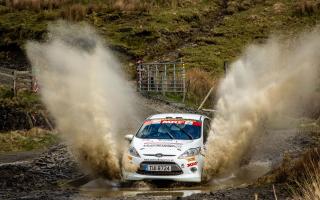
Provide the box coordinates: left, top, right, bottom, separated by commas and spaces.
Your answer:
123, 171, 201, 182
122, 155, 203, 183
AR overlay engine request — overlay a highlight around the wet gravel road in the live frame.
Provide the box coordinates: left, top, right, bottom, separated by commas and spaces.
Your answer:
0, 143, 293, 200
0, 96, 319, 200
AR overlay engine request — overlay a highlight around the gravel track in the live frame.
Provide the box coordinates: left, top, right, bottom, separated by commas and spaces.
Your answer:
0, 95, 319, 200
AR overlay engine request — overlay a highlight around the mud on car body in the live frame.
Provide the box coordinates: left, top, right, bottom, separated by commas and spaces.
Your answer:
122, 113, 211, 182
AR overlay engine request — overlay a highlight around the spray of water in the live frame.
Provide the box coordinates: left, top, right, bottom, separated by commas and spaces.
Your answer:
26, 21, 137, 179
204, 29, 320, 179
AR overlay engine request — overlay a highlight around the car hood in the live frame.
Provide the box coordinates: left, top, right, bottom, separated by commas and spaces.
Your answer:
131, 138, 202, 157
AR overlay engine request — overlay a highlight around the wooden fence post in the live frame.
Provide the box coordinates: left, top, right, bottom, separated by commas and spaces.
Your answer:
224, 61, 229, 75
182, 63, 186, 102
197, 86, 215, 110
12, 70, 17, 96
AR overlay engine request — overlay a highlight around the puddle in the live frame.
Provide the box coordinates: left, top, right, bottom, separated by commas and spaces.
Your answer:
211, 161, 272, 186
79, 161, 272, 198
80, 185, 207, 198
79, 178, 210, 198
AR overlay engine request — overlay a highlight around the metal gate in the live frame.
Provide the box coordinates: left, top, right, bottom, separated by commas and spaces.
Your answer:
137, 60, 186, 101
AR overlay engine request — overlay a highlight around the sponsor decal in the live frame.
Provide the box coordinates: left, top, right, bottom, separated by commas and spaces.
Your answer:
143, 119, 161, 125
143, 119, 202, 127
161, 120, 185, 124
143, 141, 183, 148
187, 162, 198, 167
143, 120, 152, 125
192, 121, 202, 127
144, 159, 174, 162
144, 143, 181, 148
186, 157, 196, 162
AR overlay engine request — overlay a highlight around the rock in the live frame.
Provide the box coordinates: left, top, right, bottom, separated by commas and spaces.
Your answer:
226, 1, 239, 15
248, 14, 259, 21
273, 2, 286, 14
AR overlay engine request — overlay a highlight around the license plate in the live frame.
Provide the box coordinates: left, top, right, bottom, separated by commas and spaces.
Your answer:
144, 165, 172, 171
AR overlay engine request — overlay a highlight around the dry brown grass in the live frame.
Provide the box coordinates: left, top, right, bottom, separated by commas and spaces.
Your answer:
110, 0, 201, 12
6, 0, 70, 11
5, 0, 200, 13
112, 0, 150, 12
226, 0, 264, 14
0, 128, 58, 152
61, 3, 86, 21
186, 68, 216, 106
86, 3, 104, 14
294, 0, 320, 16
303, 92, 320, 119
259, 148, 320, 185
292, 150, 320, 199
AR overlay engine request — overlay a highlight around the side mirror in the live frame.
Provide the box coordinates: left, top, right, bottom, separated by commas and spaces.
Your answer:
125, 134, 134, 142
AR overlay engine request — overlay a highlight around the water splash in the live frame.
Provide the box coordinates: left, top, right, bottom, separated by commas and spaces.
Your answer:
26, 21, 137, 179
204, 29, 320, 179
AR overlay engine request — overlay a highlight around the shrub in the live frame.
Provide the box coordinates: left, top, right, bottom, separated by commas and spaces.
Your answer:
6, 0, 38, 11
0, 128, 58, 152
112, 0, 150, 12
5, 0, 70, 12
86, 2, 104, 14
273, 2, 286, 14
37, 10, 60, 20
292, 149, 320, 199
0, 86, 14, 99
61, 3, 87, 21
185, 68, 216, 107
5, 0, 201, 13
294, 0, 320, 16
259, 148, 320, 185
108, 0, 201, 12
226, 1, 240, 14
225, 0, 265, 15
0, 5, 9, 14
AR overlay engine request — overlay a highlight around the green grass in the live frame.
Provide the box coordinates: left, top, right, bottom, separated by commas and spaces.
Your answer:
181, 0, 320, 72
1, 0, 319, 68
0, 86, 43, 111
0, 128, 58, 152
0, 89, 55, 153
0, 0, 320, 105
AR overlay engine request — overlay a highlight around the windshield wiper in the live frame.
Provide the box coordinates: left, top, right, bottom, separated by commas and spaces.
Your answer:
162, 124, 175, 139
164, 130, 174, 139
172, 124, 193, 140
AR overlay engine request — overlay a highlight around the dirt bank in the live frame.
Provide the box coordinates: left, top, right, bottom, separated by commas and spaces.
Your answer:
0, 144, 82, 199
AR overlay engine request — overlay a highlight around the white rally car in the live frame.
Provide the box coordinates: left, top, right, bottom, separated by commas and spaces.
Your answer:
122, 113, 211, 182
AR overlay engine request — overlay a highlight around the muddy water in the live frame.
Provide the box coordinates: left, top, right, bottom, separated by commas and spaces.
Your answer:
78, 161, 271, 198
80, 181, 208, 198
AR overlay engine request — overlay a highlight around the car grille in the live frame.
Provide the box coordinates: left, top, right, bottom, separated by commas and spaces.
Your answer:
137, 161, 183, 176
143, 153, 176, 157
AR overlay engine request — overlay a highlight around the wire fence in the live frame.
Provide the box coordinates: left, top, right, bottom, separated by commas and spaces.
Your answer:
0, 67, 34, 95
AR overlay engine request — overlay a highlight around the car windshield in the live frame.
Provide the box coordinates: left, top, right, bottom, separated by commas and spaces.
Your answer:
136, 119, 202, 140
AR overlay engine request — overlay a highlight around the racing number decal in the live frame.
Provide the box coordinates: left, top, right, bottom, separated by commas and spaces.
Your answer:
187, 162, 198, 167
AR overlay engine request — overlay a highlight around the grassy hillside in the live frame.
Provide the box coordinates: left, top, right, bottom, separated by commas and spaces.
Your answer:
0, 128, 58, 152
0, 0, 320, 105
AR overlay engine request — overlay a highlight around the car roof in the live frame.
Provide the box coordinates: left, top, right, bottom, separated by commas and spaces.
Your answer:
147, 113, 205, 121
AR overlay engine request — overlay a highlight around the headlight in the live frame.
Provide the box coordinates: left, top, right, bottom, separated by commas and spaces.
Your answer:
129, 146, 140, 158
178, 147, 201, 159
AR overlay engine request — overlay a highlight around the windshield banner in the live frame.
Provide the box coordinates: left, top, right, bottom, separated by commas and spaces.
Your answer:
144, 119, 201, 126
